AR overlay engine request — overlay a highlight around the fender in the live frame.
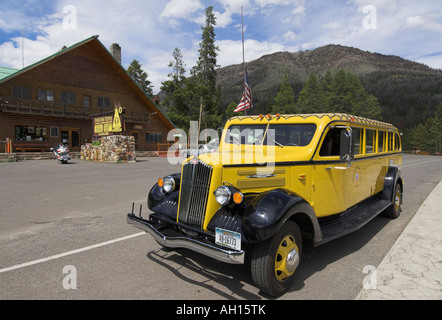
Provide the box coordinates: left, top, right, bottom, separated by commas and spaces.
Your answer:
208, 189, 321, 244
148, 173, 181, 210
381, 165, 403, 203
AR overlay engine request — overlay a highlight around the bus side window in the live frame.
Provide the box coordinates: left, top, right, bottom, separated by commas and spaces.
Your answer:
378, 131, 385, 153
320, 128, 343, 157
352, 128, 362, 155
388, 132, 393, 151
366, 129, 375, 154
395, 133, 401, 151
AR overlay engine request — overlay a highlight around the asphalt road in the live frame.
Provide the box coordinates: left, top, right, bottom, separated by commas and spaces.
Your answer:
0, 154, 441, 301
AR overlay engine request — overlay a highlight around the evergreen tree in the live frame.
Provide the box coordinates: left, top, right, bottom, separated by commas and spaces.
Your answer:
296, 74, 326, 113
225, 101, 238, 119
127, 59, 154, 96
192, 6, 222, 130
284, 69, 383, 118
161, 48, 192, 131
271, 76, 296, 114
168, 47, 186, 84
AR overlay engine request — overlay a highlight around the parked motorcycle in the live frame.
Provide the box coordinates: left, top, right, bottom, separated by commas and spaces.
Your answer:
51, 142, 72, 164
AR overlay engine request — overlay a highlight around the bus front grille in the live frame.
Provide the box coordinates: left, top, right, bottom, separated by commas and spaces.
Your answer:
178, 160, 213, 228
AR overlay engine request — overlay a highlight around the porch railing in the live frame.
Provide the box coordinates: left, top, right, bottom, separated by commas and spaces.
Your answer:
0, 97, 153, 123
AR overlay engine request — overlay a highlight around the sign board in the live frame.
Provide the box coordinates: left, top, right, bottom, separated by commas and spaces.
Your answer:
93, 106, 125, 137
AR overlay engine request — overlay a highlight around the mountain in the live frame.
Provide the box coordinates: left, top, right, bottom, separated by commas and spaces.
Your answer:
217, 44, 442, 129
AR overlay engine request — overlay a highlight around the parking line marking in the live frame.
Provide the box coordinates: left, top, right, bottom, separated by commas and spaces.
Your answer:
0, 232, 145, 274
403, 159, 441, 168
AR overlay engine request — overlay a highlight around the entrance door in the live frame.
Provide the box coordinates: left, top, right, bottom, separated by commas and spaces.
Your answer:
61, 128, 81, 151
131, 131, 139, 151
312, 126, 351, 217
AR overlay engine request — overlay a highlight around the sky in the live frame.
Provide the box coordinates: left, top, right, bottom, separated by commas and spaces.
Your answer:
0, 0, 441, 93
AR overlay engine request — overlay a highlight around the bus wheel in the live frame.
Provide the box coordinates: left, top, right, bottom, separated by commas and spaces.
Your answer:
384, 182, 402, 219
251, 220, 302, 297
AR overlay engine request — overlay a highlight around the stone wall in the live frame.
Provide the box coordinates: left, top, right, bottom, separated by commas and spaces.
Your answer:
81, 135, 136, 163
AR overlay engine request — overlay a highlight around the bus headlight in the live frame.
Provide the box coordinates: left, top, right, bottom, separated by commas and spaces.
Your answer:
160, 176, 176, 193
214, 186, 243, 206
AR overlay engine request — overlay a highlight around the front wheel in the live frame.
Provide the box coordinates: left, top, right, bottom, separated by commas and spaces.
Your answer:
250, 220, 302, 297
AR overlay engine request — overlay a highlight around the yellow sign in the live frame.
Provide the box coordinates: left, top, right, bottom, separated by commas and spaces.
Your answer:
93, 107, 125, 136
113, 107, 123, 132
94, 116, 113, 136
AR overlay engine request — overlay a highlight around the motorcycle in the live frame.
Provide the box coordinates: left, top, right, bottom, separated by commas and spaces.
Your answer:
51, 142, 72, 164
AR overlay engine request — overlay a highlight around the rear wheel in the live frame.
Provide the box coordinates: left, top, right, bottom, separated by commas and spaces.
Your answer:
384, 182, 402, 219
251, 220, 302, 297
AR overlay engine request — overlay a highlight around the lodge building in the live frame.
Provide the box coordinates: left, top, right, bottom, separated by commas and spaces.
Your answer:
0, 35, 175, 153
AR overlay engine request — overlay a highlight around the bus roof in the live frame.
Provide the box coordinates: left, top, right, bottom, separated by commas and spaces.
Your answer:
226, 113, 398, 130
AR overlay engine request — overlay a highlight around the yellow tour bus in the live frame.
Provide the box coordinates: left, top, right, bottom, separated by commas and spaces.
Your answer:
127, 113, 403, 297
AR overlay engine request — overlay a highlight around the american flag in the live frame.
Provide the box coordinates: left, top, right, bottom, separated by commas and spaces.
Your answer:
234, 67, 252, 112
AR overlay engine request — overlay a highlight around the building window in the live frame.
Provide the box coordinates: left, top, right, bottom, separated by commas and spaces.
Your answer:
38, 89, 54, 101
15, 126, 48, 142
50, 126, 59, 138
61, 91, 76, 105
83, 96, 91, 109
146, 132, 163, 143
12, 86, 31, 99
97, 97, 110, 108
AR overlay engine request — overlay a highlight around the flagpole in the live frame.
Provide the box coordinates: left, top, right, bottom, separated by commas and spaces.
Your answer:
241, 6, 247, 116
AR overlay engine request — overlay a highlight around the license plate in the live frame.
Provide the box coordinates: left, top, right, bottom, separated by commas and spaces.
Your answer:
215, 228, 241, 251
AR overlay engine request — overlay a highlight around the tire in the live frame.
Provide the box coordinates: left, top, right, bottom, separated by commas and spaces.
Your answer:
384, 182, 402, 219
251, 220, 302, 297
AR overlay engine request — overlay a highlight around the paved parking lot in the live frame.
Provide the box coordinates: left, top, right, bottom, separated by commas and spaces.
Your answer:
0, 155, 441, 301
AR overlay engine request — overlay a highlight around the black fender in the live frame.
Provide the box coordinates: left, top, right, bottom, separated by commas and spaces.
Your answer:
381, 165, 403, 204
208, 189, 321, 244
243, 189, 319, 243
147, 173, 181, 211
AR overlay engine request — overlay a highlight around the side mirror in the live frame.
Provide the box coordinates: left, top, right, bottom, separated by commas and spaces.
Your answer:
340, 128, 354, 162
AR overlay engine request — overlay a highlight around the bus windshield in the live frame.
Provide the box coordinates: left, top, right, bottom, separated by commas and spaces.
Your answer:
224, 123, 316, 146
224, 125, 267, 145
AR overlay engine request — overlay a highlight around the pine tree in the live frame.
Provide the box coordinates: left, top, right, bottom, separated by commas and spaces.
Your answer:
168, 47, 186, 84
126, 59, 153, 96
192, 6, 222, 130
161, 48, 192, 131
296, 74, 326, 113
225, 101, 239, 119
271, 76, 296, 114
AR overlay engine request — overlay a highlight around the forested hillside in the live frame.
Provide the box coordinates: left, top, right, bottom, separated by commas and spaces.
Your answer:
215, 45, 442, 152
160, 44, 442, 152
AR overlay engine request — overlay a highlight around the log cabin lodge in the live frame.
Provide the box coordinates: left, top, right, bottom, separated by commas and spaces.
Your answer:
0, 35, 175, 153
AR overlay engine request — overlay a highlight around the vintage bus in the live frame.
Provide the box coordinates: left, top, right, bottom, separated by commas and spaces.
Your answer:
127, 113, 403, 296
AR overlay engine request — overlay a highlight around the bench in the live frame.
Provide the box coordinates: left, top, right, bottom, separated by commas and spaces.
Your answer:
13, 142, 50, 152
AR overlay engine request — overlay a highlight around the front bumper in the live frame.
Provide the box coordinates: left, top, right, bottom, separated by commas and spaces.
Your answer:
126, 213, 245, 264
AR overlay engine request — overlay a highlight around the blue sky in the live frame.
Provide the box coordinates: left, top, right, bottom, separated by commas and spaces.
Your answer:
0, 0, 441, 92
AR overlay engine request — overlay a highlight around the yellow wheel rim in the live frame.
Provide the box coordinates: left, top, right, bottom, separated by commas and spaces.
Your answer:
274, 235, 299, 282
395, 188, 401, 211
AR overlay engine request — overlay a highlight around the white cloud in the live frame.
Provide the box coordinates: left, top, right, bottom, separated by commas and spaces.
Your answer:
218, 39, 298, 67
283, 31, 297, 40
1, 0, 442, 93
160, 0, 204, 20
323, 22, 341, 30
404, 14, 442, 32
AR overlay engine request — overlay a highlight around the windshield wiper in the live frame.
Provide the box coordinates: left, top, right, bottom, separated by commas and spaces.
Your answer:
270, 139, 284, 148
230, 137, 240, 146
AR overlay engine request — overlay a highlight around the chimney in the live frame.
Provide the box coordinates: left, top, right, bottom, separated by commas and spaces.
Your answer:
110, 43, 121, 64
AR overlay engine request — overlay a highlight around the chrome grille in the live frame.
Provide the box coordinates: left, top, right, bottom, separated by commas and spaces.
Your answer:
178, 160, 213, 228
